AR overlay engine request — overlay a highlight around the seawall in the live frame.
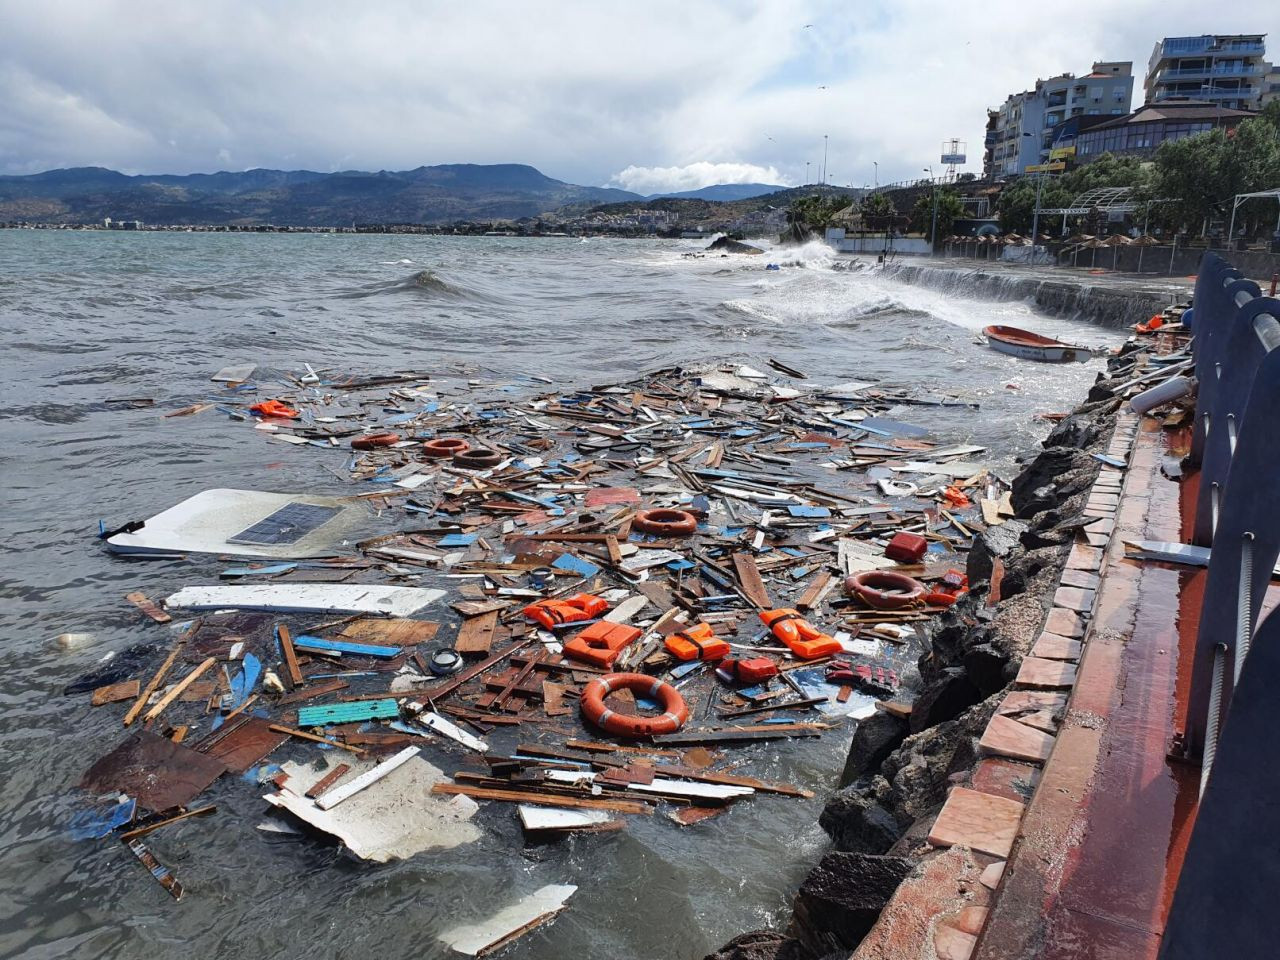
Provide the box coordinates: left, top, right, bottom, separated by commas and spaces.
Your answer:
880, 260, 1186, 329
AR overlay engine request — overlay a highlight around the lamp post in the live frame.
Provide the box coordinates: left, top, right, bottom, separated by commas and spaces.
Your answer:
873, 161, 878, 189
925, 167, 939, 256
822, 135, 829, 185
1022, 131, 1044, 264
805, 161, 810, 185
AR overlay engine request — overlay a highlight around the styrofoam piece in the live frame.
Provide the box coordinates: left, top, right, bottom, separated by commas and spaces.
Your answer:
211, 363, 256, 382
628, 778, 754, 800
266, 755, 479, 862
165, 583, 446, 617
517, 806, 612, 831
106, 488, 362, 559
440, 884, 577, 956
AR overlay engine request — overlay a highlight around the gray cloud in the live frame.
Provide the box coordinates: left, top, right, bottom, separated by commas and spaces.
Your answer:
1, 0, 1274, 189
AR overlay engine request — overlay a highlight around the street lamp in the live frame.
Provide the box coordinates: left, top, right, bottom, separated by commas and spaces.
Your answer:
925, 167, 939, 256
873, 161, 878, 189
805, 161, 810, 184
1022, 132, 1044, 263
822, 135, 829, 185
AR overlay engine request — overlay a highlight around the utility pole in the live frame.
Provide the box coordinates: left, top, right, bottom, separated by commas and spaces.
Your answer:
925, 167, 939, 256
822, 135, 829, 185
873, 161, 878, 189
1030, 172, 1044, 263
805, 161, 810, 184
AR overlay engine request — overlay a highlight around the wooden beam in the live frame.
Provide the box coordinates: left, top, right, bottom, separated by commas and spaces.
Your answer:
431, 783, 652, 815
142, 657, 218, 723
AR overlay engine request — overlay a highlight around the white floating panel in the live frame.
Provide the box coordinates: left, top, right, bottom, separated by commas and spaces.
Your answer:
517, 805, 612, 832
440, 884, 577, 956
165, 583, 446, 617
211, 363, 257, 383
106, 488, 362, 559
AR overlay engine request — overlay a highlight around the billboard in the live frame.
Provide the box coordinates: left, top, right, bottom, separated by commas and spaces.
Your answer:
1049, 145, 1076, 160
941, 153, 966, 165
1025, 161, 1066, 173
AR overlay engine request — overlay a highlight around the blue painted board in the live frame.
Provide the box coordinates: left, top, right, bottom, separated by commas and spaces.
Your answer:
293, 636, 402, 658
298, 699, 400, 726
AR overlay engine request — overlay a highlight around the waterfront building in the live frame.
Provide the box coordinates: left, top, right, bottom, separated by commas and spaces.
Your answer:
1263, 61, 1280, 106
1145, 34, 1267, 110
986, 62, 1133, 177
1073, 99, 1254, 162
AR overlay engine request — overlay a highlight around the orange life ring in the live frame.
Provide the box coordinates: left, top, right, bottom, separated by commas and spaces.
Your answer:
632, 508, 698, 537
845, 571, 926, 610
452, 448, 504, 469
580, 672, 689, 738
352, 432, 401, 450
423, 437, 470, 459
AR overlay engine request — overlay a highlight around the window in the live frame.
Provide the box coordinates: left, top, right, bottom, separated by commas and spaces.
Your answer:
1112, 108, 1124, 114
1088, 109, 1100, 115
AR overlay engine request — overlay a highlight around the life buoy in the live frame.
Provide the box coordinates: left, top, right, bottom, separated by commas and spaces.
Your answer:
580, 672, 688, 737
453, 448, 504, 469
352, 432, 401, 450
423, 437, 470, 459
633, 508, 698, 537
845, 571, 926, 610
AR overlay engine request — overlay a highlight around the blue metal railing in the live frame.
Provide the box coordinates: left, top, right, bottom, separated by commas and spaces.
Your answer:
1157, 252, 1280, 957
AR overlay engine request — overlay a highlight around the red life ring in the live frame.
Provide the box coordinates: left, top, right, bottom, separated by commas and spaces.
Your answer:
580, 672, 689, 738
845, 571, 926, 610
452, 448, 504, 469
352, 432, 401, 450
632, 508, 698, 537
423, 437, 470, 459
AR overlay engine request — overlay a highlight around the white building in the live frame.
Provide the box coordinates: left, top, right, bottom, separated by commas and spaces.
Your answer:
1145, 34, 1267, 111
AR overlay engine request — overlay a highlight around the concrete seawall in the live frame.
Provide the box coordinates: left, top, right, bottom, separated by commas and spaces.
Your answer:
881, 260, 1188, 329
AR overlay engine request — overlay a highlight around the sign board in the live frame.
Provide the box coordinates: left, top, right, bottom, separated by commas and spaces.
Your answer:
1049, 146, 1076, 160
1025, 161, 1066, 173
941, 153, 966, 165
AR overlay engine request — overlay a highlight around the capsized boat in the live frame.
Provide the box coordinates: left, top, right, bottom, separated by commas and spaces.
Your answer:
982, 325, 1090, 363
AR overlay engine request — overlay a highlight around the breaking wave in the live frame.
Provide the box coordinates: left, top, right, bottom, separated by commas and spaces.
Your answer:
337, 268, 504, 303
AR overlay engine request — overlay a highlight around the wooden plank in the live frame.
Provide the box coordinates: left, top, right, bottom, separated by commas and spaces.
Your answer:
278, 624, 303, 687
269, 723, 366, 756
431, 783, 652, 815
455, 611, 499, 656
732, 553, 772, 609
123, 627, 194, 726
716, 695, 827, 719
412, 638, 535, 705
274, 678, 349, 705
315, 747, 420, 809
143, 657, 217, 724
652, 764, 813, 798
487, 650, 543, 712
119, 805, 216, 841
797, 570, 832, 612
652, 724, 825, 745
91, 679, 140, 706
125, 591, 172, 623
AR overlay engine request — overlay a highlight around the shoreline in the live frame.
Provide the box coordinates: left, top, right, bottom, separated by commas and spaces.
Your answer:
704, 323, 1161, 960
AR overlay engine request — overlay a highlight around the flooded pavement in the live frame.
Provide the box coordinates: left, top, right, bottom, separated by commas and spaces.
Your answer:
0, 232, 1121, 960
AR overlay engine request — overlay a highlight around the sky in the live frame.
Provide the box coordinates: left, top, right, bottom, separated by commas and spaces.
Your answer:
0, 0, 1275, 191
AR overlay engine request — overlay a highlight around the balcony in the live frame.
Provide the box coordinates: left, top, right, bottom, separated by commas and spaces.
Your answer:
1160, 37, 1264, 57
1159, 63, 1262, 78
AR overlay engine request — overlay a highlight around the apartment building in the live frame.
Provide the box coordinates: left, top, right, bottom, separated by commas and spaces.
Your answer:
984, 61, 1134, 177
1145, 34, 1267, 110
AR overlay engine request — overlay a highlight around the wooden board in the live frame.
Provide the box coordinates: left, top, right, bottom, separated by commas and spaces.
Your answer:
732, 553, 772, 609
125, 591, 171, 623
431, 783, 652, 815
455, 611, 499, 656
340, 618, 440, 645
91, 679, 140, 706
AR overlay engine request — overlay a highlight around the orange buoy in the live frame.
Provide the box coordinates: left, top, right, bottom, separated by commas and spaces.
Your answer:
423, 437, 470, 459
845, 570, 926, 610
452, 448, 504, 469
632, 508, 698, 537
580, 672, 688, 737
352, 432, 401, 450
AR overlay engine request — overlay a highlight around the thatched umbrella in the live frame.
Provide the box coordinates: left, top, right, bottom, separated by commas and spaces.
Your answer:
1081, 236, 1108, 269
1103, 233, 1131, 269
1133, 234, 1159, 272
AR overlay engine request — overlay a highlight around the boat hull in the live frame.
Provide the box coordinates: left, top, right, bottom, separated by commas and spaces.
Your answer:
982, 325, 1089, 363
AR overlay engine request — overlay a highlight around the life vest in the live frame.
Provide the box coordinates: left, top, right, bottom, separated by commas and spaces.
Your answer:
248, 399, 300, 419
564, 620, 642, 668
664, 622, 730, 662
523, 593, 608, 630
715, 656, 779, 684
759, 608, 842, 659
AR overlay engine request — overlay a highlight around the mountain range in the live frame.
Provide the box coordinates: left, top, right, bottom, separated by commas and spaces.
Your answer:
0, 164, 787, 225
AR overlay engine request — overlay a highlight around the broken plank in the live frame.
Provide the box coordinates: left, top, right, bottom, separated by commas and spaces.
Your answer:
91, 679, 140, 707
412, 638, 535, 705
796, 570, 833, 612
431, 783, 652, 815
269, 724, 366, 756
123, 626, 195, 727
119, 805, 216, 842
142, 657, 218, 724
278, 624, 304, 687
651, 724, 825, 745
125, 591, 172, 624
315, 746, 420, 810
732, 553, 772, 609
123, 837, 183, 900
455, 611, 499, 656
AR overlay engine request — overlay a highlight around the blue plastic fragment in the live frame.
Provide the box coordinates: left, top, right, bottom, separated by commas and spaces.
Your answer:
787, 505, 831, 518
213, 653, 261, 731
669, 661, 703, 680
438, 533, 478, 547
552, 553, 600, 578
69, 796, 136, 840
667, 559, 697, 572
243, 764, 284, 783
293, 636, 402, 658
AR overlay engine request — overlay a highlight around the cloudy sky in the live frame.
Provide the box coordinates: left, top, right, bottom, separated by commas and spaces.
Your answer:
1, 0, 1274, 191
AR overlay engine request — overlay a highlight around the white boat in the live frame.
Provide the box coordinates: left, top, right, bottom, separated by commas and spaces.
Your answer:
983, 325, 1089, 363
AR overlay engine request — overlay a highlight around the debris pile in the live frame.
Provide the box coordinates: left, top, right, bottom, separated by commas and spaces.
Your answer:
71, 358, 1010, 949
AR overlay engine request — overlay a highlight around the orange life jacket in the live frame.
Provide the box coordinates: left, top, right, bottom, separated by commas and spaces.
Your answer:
664, 622, 730, 662
563, 620, 642, 668
759, 608, 842, 660
523, 593, 608, 630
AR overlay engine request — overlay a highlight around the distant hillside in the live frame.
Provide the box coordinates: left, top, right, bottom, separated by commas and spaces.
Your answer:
584, 184, 862, 223
0, 164, 642, 225
646, 183, 787, 202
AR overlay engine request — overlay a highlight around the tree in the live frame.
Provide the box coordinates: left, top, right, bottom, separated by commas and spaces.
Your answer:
1151, 119, 1280, 235
910, 188, 965, 238
788, 193, 846, 230
996, 177, 1070, 233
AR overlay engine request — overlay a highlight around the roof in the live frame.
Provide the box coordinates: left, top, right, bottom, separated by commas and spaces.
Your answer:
1087, 100, 1256, 132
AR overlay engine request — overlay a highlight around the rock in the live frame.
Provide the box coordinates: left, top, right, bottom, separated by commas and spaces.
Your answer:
967, 519, 1028, 586
819, 782, 907, 854
963, 643, 1012, 696
702, 931, 806, 960
909, 668, 981, 733
1010, 447, 1096, 516
840, 712, 910, 787
707, 236, 764, 255
790, 852, 915, 955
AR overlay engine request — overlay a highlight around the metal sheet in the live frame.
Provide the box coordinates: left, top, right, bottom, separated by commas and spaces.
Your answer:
80, 731, 228, 813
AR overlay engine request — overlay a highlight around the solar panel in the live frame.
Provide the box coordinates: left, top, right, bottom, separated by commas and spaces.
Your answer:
227, 502, 341, 545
